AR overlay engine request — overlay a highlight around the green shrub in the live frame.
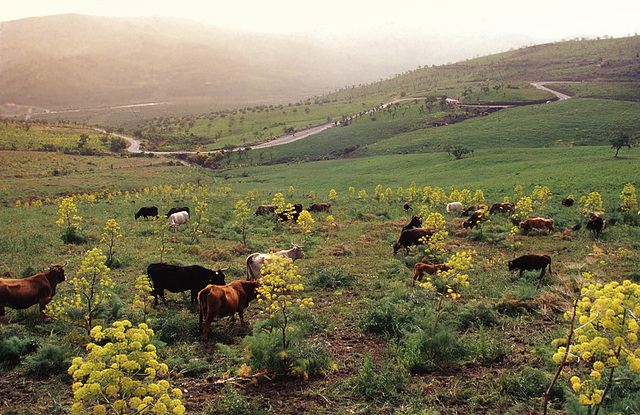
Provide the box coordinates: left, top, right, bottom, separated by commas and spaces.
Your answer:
311, 267, 356, 288
400, 327, 464, 373
463, 326, 507, 365
457, 301, 499, 330
151, 310, 200, 344
60, 227, 87, 244
0, 336, 38, 368
207, 384, 266, 415
352, 353, 406, 402
22, 343, 70, 378
500, 367, 561, 400
359, 297, 417, 339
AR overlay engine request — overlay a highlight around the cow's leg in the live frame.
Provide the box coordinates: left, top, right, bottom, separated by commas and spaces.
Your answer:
519, 269, 524, 277
39, 302, 48, 320
0, 305, 7, 324
238, 308, 246, 326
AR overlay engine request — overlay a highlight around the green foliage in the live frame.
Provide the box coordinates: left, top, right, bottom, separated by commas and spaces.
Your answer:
400, 327, 464, 373
151, 310, 199, 345
311, 267, 356, 288
457, 301, 499, 330
61, 226, 88, 245
23, 343, 71, 378
207, 384, 267, 415
0, 336, 38, 368
359, 297, 417, 339
351, 353, 406, 402
500, 367, 561, 400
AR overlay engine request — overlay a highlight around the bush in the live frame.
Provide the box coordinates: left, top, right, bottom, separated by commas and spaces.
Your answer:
60, 227, 87, 244
400, 327, 464, 373
151, 310, 200, 344
22, 343, 71, 378
352, 353, 406, 402
500, 367, 561, 400
457, 301, 499, 330
311, 267, 356, 288
359, 297, 417, 339
0, 336, 38, 368
207, 384, 267, 415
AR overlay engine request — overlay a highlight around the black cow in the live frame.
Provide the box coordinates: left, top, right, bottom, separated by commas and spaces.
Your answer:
463, 210, 485, 229
586, 213, 605, 238
561, 198, 574, 207
392, 228, 433, 255
277, 204, 303, 222
165, 206, 190, 218
147, 263, 226, 305
508, 254, 552, 280
135, 206, 158, 220
402, 215, 422, 232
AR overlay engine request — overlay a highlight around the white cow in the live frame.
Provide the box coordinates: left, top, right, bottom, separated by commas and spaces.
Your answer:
446, 202, 463, 214
246, 244, 304, 281
168, 211, 189, 232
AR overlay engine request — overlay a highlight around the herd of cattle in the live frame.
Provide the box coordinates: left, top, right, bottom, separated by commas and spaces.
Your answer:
0, 195, 627, 340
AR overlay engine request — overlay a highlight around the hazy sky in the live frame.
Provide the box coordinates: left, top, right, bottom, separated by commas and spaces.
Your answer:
2, 0, 639, 40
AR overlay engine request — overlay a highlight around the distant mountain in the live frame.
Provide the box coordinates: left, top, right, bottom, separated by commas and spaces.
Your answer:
0, 14, 538, 111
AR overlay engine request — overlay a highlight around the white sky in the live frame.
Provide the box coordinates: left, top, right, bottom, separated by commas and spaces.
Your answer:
1, 0, 639, 39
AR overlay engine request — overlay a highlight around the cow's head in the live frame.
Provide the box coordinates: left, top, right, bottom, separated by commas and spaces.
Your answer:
48, 262, 67, 282
507, 260, 515, 271
290, 243, 305, 259
392, 242, 401, 255
208, 268, 227, 286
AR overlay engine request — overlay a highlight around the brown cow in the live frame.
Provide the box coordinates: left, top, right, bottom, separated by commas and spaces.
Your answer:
508, 254, 552, 280
0, 264, 67, 322
411, 263, 452, 286
489, 202, 515, 214
586, 213, 605, 238
254, 205, 278, 215
463, 210, 485, 229
198, 280, 261, 341
307, 203, 331, 213
519, 217, 555, 233
460, 204, 488, 217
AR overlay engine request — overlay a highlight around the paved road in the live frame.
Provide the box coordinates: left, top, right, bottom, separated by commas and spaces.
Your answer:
113, 82, 571, 154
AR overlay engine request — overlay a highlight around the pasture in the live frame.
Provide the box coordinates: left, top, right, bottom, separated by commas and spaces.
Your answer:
1, 145, 639, 413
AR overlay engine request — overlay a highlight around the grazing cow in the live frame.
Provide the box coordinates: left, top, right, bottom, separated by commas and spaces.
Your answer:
392, 228, 433, 255
402, 215, 422, 232
147, 263, 226, 305
246, 244, 305, 281
561, 198, 574, 207
489, 202, 515, 215
586, 213, 605, 238
135, 206, 158, 220
519, 217, 555, 233
165, 206, 190, 218
403, 202, 412, 212
307, 203, 331, 213
508, 254, 552, 280
0, 264, 67, 322
276, 204, 303, 222
463, 210, 485, 229
460, 204, 488, 217
446, 202, 463, 214
411, 263, 452, 286
168, 211, 189, 231
198, 280, 262, 341
254, 205, 277, 215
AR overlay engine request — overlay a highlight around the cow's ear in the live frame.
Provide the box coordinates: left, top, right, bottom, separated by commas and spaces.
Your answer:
220, 267, 229, 271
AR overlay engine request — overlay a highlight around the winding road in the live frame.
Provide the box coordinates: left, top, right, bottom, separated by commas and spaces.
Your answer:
114, 82, 570, 154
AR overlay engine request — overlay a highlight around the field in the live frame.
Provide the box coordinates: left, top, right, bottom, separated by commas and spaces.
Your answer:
2, 35, 640, 415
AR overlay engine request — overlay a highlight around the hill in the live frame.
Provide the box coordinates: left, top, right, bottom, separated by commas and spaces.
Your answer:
0, 14, 536, 114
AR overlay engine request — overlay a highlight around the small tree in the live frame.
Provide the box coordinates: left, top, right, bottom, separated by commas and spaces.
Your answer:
234, 199, 250, 246
46, 248, 114, 333
610, 130, 632, 157
328, 189, 338, 201
152, 216, 171, 263
189, 198, 209, 245
256, 255, 313, 349
620, 183, 638, 212
579, 191, 604, 216
56, 196, 84, 243
296, 210, 314, 244
101, 219, 122, 267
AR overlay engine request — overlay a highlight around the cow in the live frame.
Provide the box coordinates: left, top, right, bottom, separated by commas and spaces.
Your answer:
561, 198, 574, 207
276, 204, 303, 222
135, 206, 158, 220
508, 254, 552, 281
403, 202, 412, 212
246, 244, 305, 281
307, 203, 331, 213
463, 210, 485, 229
0, 263, 67, 322
146, 263, 226, 306
168, 211, 189, 232
586, 213, 605, 238
402, 215, 422, 232
489, 202, 515, 215
446, 202, 463, 214
254, 205, 278, 215
519, 217, 555, 233
165, 206, 190, 218
460, 204, 488, 217
392, 228, 433, 255
411, 263, 452, 286
198, 279, 262, 341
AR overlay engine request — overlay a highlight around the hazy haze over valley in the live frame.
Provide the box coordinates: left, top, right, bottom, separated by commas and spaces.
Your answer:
1, 0, 638, 115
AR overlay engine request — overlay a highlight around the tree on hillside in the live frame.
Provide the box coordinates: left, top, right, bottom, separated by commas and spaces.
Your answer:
610, 130, 632, 157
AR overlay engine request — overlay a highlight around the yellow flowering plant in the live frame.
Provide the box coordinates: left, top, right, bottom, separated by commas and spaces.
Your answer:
512, 196, 533, 222
101, 219, 122, 267
579, 191, 604, 216
47, 248, 115, 333
548, 277, 640, 415
620, 183, 638, 212
420, 251, 474, 331
296, 210, 314, 244
56, 196, 83, 230
256, 255, 314, 349
68, 320, 185, 415
189, 197, 209, 245
234, 199, 250, 246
